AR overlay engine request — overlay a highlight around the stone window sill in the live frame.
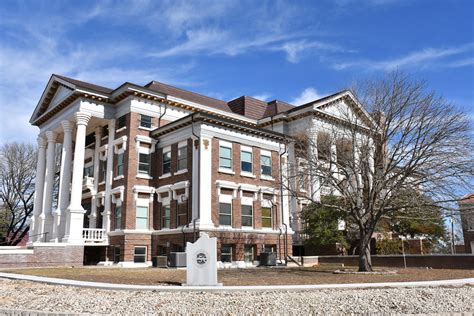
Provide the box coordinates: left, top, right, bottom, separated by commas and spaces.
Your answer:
219, 168, 235, 175
240, 172, 256, 178
138, 126, 154, 131
113, 175, 124, 181
261, 175, 275, 181
137, 174, 153, 180
116, 127, 127, 133
159, 173, 172, 179
175, 169, 188, 175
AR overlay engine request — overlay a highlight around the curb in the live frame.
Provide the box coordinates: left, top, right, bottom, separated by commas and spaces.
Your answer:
1, 272, 473, 291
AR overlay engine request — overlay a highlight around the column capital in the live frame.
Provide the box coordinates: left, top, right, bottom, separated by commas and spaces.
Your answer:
74, 112, 92, 126
45, 131, 58, 143
61, 120, 74, 133
37, 135, 47, 148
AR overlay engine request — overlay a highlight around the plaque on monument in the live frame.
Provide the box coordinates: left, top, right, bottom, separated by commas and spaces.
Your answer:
185, 233, 221, 286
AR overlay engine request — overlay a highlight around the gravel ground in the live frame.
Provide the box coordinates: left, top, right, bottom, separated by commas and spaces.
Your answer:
0, 278, 472, 315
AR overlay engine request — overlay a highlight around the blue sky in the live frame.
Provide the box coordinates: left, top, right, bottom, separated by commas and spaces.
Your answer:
0, 0, 473, 144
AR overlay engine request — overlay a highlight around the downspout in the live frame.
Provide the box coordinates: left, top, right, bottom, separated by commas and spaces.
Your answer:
158, 103, 168, 128
191, 113, 200, 242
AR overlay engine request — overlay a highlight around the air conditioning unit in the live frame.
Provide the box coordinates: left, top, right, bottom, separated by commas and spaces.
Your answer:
169, 252, 187, 267
152, 256, 168, 268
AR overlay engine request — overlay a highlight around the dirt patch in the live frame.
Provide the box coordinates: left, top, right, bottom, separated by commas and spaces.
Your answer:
3, 264, 473, 286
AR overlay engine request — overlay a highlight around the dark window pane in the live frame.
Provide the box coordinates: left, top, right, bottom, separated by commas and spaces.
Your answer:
118, 115, 126, 129
140, 115, 152, 128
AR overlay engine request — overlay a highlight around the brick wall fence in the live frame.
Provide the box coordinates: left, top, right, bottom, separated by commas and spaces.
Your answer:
0, 245, 84, 268
306, 254, 474, 269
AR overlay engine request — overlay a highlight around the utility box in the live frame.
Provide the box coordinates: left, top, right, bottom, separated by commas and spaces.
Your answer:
169, 252, 187, 267
259, 252, 277, 266
152, 256, 168, 268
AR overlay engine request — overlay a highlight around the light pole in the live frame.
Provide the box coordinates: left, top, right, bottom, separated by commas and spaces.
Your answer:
400, 236, 407, 269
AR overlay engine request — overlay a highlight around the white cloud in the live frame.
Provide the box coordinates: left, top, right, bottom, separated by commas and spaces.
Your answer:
271, 40, 344, 63
291, 88, 323, 105
334, 43, 474, 71
251, 94, 272, 101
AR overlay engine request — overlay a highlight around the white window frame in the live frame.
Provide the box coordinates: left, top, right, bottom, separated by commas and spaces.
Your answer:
162, 146, 172, 177
218, 195, 233, 227
177, 141, 188, 172
219, 140, 233, 171
241, 197, 254, 228
240, 145, 254, 176
133, 246, 147, 263
260, 149, 273, 179
135, 202, 149, 230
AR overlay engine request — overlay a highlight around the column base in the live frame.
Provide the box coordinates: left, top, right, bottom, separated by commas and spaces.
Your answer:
62, 207, 86, 244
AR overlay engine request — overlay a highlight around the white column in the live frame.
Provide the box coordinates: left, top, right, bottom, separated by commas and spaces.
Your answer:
63, 112, 91, 244
29, 135, 47, 243
308, 130, 321, 202
102, 119, 115, 235
197, 136, 213, 228
89, 127, 102, 228
287, 142, 298, 227
51, 120, 74, 242
191, 138, 199, 223
39, 131, 57, 241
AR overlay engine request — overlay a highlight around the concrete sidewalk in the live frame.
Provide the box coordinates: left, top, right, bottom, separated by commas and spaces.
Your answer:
0, 272, 473, 291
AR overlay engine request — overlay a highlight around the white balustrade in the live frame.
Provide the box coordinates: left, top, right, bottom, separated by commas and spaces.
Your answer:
82, 228, 107, 243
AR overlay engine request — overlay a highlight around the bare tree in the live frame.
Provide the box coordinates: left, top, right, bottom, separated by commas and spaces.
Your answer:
0, 142, 37, 245
287, 72, 474, 271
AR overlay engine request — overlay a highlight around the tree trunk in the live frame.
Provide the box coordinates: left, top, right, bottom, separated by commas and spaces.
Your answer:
358, 232, 373, 272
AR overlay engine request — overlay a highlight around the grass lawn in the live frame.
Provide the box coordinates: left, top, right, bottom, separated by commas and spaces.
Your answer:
3, 264, 473, 286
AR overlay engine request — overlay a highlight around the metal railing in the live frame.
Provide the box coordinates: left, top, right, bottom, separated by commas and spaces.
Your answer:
82, 228, 106, 243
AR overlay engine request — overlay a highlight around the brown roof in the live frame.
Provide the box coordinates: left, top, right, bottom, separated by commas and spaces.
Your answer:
145, 80, 232, 114
263, 100, 294, 118
54, 74, 113, 95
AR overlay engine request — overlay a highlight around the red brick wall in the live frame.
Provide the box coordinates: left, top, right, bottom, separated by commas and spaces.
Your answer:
0, 246, 84, 268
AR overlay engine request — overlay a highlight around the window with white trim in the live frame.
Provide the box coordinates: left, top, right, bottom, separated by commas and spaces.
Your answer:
138, 153, 151, 175
244, 245, 254, 263
162, 205, 171, 228
177, 203, 187, 227
114, 205, 122, 230
221, 244, 232, 262
136, 206, 148, 229
219, 144, 232, 169
134, 246, 147, 263
162, 150, 171, 174
117, 153, 124, 176
140, 114, 152, 128
261, 207, 272, 228
261, 154, 272, 176
117, 115, 126, 129
177, 145, 187, 171
84, 164, 94, 177
241, 204, 253, 227
241, 149, 253, 173
218, 203, 232, 226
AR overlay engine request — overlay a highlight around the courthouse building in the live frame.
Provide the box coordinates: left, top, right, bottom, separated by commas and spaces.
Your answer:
28, 74, 377, 266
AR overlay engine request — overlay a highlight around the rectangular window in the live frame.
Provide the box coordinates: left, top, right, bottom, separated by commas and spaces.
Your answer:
102, 125, 109, 137
138, 153, 150, 175
162, 151, 171, 174
114, 206, 122, 230
219, 145, 232, 169
136, 206, 148, 229
117, 153, 124, 176
264, 245, 275, 253
241, 204, 253, 227
84, 165, 94, 177
241, 150, 253, 173
261, 207, 272, 228
244, 245, 254, 263
162, 205, 171, 229
113, 246, 121, 263
100, 160, 106, 182
117, 115, 126, 129
221, 244, 232, 263
134, 246, 147, 263
177, 146, 187, 171
218, 203, 232, 226
140, 114, 152, 128
177, 203, 187, 227
261, 154, 272, 176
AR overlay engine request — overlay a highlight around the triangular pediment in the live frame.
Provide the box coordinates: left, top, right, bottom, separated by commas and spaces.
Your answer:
46, 85, 74, 112
315, 91, 377, 129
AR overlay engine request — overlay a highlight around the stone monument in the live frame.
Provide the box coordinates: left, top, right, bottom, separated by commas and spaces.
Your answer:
185, 233, 221, 286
